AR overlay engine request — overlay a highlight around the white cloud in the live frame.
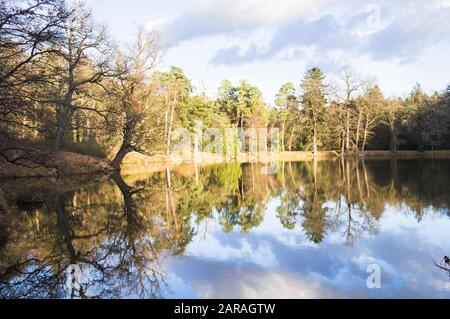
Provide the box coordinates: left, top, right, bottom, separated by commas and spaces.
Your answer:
145, 19, 168, 32
160, 0, 345, 47
440, 0, 450, 7
190, 0, 339, 26
84, 0, 450, 103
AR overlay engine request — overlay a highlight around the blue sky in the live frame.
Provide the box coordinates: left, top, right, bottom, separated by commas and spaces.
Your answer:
84, 0, 450, 102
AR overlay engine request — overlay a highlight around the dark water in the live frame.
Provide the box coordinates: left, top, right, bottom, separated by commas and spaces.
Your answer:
1, 159, 450, 299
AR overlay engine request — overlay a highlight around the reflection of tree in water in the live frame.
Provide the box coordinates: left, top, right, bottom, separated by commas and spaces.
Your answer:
275, 158, 450, 245
300, 160, 329, 244
327, 159, 378, 246
276, 162, 302, 230
216, 163, 273, 233
0, 174, 184, 298
1, 158, 450, 297
275, 159, 375, 245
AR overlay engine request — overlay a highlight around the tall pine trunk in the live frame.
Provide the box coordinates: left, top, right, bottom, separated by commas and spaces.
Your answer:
312, 125, 318, 154
390, 126, 397, 153
312, 113, 318, 155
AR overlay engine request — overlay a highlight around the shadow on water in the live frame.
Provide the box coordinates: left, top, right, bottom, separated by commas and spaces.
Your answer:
0, 158, 450, 298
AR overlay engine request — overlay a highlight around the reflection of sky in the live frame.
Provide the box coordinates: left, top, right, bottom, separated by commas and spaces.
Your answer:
165, 198, 450, 298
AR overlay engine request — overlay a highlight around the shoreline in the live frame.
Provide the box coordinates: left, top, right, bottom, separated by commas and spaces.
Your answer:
120, 150, 450, 175
123, 149, 450, 163
1, 150, 450, 179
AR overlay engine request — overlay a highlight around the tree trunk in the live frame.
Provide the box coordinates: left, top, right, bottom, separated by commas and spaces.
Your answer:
54, 105, 70, 150
166, 96, 176, 155
55, 72, 75, 150
312, 124, 318, 155
111, 144, 131, 170
390, 127, 397, 153
345, 108, 350, 153
111, 126, 133, 169
355, 109, 362, 152
54, 126, 66, 150
281, 121, 285, 152
362, 114, 369, 152
288, 128, 296, 151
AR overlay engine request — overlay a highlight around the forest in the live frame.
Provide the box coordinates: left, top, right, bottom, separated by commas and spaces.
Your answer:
1, 0, 450, 172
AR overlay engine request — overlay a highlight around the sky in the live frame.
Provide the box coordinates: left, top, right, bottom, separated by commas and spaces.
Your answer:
83, 0, 450, 103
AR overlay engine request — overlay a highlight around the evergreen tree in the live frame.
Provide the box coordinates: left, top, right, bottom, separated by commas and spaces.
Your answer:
300, 68, 327, 154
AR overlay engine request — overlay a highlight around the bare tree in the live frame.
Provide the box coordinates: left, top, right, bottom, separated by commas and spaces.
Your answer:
331, 68, 368, 154
360, 86, 384, 152
0, 0, 65, 84
110, 28, 163, 169
0, 0, 66, 145
48, 2, 114, 150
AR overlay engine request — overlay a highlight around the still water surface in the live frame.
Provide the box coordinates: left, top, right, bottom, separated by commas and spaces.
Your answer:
1, 159, 450, 298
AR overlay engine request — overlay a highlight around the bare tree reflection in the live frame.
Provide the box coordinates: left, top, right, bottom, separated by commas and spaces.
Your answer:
0, 176, 169, 298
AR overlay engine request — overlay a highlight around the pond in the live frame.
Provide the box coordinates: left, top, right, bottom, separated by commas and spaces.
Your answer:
0, 159, 450, 298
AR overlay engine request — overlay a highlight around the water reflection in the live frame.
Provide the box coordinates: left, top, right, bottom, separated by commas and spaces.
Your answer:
0, 159, 450, 298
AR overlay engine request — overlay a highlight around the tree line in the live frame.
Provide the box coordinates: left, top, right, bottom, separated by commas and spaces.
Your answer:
1, 0, 450, 170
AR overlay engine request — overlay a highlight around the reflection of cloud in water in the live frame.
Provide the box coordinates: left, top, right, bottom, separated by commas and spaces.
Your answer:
186, 233, 278, 268
167, 203, 450, 298
197, 270, 345, 299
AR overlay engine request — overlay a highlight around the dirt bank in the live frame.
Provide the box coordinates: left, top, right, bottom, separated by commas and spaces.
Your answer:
0, 151, 114, 178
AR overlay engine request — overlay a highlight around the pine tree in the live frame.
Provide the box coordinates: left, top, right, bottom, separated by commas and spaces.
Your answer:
300, 68, 327, 154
